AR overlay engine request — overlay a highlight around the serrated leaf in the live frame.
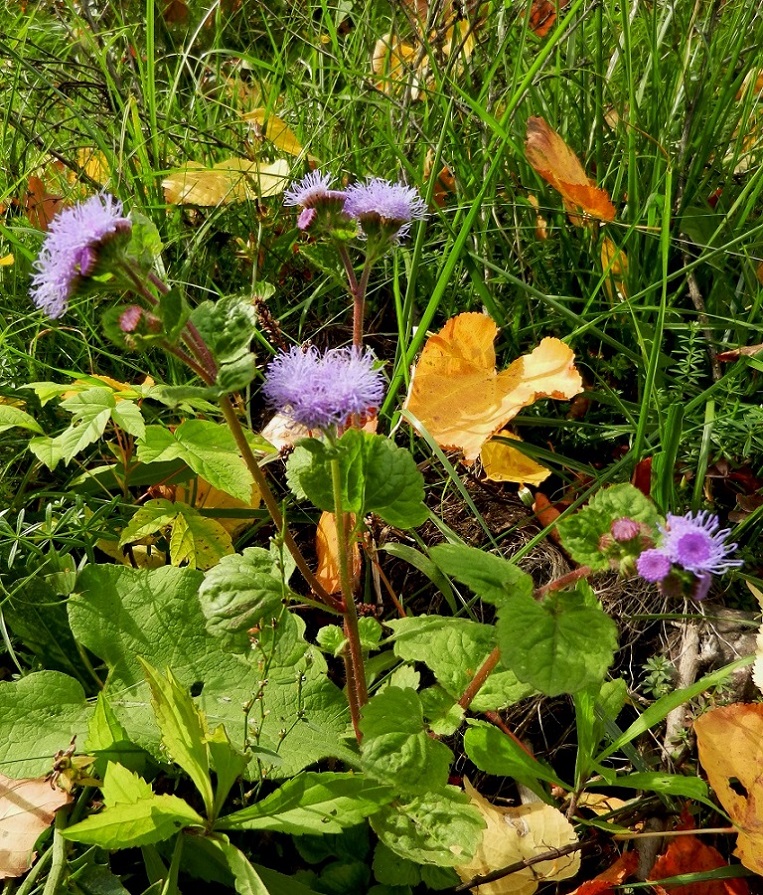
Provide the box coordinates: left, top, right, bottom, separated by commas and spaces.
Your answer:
190, 293, 257, 366
360, 688, 453, 793
496, 584, 618, 696
429, 544, 534, 606
198, 547, 289, 653
137, 421, 253, 503
207, 724, 250, 819
371, 787, 484, 866
556, 483, 660, 570
158, 287, 190, 344
218, 772, 394, 834
139, 660, 214, 817
0, 405, 43, 435
62, 763, 204, 847
68, 565, 353, 778
126, 212, 163, 267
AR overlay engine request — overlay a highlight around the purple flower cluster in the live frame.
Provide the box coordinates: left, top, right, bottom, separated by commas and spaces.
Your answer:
30, 194, 132, 318
283, 170, 427, 241
636, 510, 742, 599
263, 345, 386, 431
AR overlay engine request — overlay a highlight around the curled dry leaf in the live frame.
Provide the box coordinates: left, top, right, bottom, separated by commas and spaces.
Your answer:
163, 157, 290, 205
405, 312, 583, 462
315, 511, 361, 595
650, 833, 749, 895
568, 851, 638, 895
694, 702, 763, 874
456, 779, 580, 895
525, 117, 616, 223
0, 772, 72, 879
480, 431, 551, 486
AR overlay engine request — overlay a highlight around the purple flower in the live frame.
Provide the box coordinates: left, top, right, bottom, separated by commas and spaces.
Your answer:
659, 511, 742, 576
343, 177, 427, 241
263, 345, 385, 431
636, 549, 672, 583
30, 194, 132, 318
611, 517, 641, 542
283, 171, 348, 231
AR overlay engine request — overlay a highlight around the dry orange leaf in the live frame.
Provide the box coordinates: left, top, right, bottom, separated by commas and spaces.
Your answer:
568, 851, 638, 895
0, 773, 71, 879
163, 157, 290, 205
481, 431, 551, 486
405, 312, 582, 461
315, 511, 361, 595
600, 236, 628, 302
525, 117, 616, 223
456, 779, 580, 895
528, 194, 549, 240
695, 703, 763, 874
25, 175, 65, 231
528, 0, 558, 38
372, 33, 421, 97
650, 833, 749, 895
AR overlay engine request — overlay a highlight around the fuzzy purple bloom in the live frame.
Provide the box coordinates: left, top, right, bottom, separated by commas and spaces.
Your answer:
611, 517, 641, 542
636, 549, 672, 583
659, 511, 742, 575
263, 345, 385, 431
30, 194, 131, 319
343, 177, 427, 240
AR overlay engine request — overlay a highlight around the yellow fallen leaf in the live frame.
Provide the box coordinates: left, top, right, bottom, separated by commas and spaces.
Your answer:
163, 157, 290, 205
600, 236, 628, 302
69, 148, 111, 186
372, 33, 421, 97
0, 253, 13, 267
525, 117, 616, 223
456, 779, 580, 895
694, 702, 763, 874
242, 108, 305, 157
405, 312, 583, 462
748, 581, 763, 695
481, 431, 551, 486
315, 511, 361, 595
0, 773, 71, 879
96, 537, 168, 569
174, 476, 261, 537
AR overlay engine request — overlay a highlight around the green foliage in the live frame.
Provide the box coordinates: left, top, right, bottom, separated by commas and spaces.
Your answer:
287, 429, 428, 527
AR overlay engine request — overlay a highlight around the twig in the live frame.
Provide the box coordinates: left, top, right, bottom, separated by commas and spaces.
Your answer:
451, 840, 590, 892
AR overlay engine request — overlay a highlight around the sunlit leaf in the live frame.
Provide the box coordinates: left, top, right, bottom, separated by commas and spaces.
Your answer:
163, 157, 290, 205
242, 108, 306, 157
481, 431, 552, 486
315, 511, 361, 596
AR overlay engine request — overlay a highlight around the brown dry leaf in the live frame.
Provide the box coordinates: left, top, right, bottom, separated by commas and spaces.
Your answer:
242, 108, 305, 158
315, 511, 361, 595
600, 236, 628, 302
372, 33, 421, 96
480, 431, 551, 486
525, 117, 616, 223
0, 773, 71, 879
25, 175, 65, 231
174, 476, 261, 537
528, 0, 558, 38
568, 851, 638, 895
650, 833, 750, 895
694, 703, 763, 874
162, 157, 290, 205
528, 194, 549, 240
456, 779, 580, 894
424, 151, 456, 208
405, 312, 582, 462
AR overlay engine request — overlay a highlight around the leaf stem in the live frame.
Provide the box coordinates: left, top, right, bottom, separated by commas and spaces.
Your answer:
218, 395, 343, 613
42, 807, 70, 895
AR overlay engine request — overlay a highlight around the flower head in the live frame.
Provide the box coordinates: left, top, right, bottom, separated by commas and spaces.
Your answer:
636, 548, 672, 583
343, 177, 427, 242
263, 345, 385, 431
30, 194, 132, 318
611, 517, 641, 542
659, 511, 742, 575
283, 171, 348, 232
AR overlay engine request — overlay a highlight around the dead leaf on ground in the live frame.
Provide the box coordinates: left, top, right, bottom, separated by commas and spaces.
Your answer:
315, 511, 361, 595
404, 312, 582, 462
527, 0, 569, 38
716, 344, 763, 362
568, 851, 638, 895
241, 108, 308, 158
25, 175, 65, 231
163, 157, 290, 205
0, 772, 71, 879
456, 779, 580, 895
174, 476, 261, 537
600, 236, 628, 302
694, 703, 763, 874
481, 431, 551, 486
650, 832, 749, 895
525, 117, 616, 223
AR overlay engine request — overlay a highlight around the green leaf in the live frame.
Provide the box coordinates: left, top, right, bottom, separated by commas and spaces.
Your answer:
373, 841, 421, 887
158, 287, 191, 344
139, 660, 214, 817
556, 483, 660, 570
217, 354, 257, 394
387, 616, 534, 711
0, 404, 43, 434
62, 763, 204, 847
380, 543, 456, 612
588, 771, 710, 803
429, 544, 534, 606
463, 720, 568, 800
419, 687, 465, 736
287, 430, 428, 528
207, 724, 250, 819
127, 211, 163, 267
370, 787, 484, 866
190, 294, 257, 365
496, 583, 618, 696
198, 547, 289, 652
68, 565, 354, 779
205, 838, 270, 895
360, 688, 453, 793
0, 671, 92, 778
86, 692, 145, 776
137, 421, 253, 502
218, 772, 393, 834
